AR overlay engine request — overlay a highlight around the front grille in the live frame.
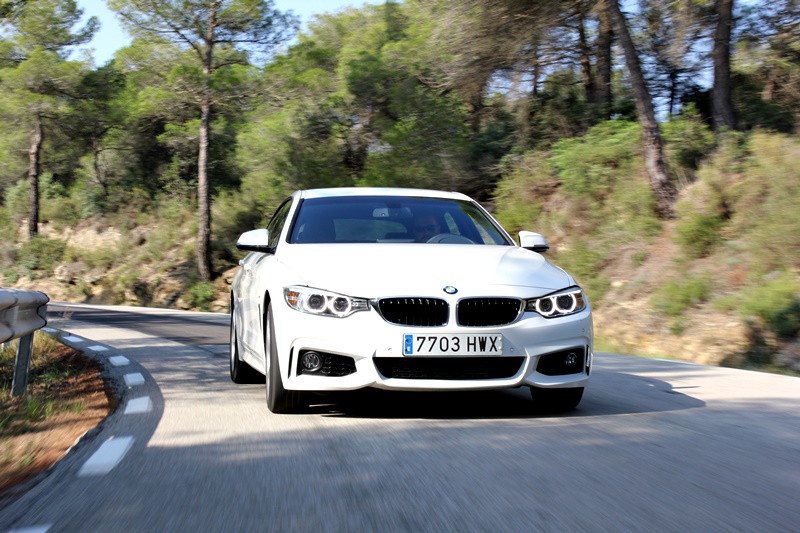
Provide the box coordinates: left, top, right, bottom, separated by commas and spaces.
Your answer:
374, 357, 524, 380
377, 298, 449, 326
536, 347, 586, 376
457, 298, 522, 327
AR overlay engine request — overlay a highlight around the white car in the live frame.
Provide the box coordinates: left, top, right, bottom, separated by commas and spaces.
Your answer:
230, 187, 593, 413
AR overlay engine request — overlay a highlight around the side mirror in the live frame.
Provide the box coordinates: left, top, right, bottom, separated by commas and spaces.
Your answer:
519, 231, 550, 253
236, 228, 273, 253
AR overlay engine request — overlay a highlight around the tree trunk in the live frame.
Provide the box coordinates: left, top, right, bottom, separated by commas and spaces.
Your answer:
197, 99, 213, 282
712, 0, 737, 130
196, 6, 216, 282
28, 113, 43, 239
576, 4, 594, 106
607, 0, 676, 218
92, 137, 108, 198
595, 1, 613, 120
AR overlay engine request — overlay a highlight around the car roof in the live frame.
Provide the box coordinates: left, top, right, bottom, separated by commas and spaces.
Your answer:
296, 187, 473, 201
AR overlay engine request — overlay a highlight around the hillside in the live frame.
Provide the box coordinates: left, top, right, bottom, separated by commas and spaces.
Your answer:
4, 131, 799, 376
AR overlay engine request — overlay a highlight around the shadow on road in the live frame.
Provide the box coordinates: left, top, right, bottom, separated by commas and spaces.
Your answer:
301, 366, 705, 419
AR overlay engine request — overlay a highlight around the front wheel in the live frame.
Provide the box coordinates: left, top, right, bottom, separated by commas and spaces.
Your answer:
530, 386, 584, 413
265, 303, 305, 413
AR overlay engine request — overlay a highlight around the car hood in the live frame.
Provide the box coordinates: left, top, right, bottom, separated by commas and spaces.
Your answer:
277, 244, 574, 298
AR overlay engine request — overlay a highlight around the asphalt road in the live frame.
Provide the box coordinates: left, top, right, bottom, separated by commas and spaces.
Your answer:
1, 303, 799, 532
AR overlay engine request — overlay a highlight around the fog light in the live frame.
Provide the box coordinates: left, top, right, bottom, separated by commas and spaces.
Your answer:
565, 352, 578, 367
300, 351, 323, 372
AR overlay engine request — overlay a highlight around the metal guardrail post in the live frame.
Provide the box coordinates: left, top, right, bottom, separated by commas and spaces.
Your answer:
0, 288, 49, 397
11, 332, 35, 397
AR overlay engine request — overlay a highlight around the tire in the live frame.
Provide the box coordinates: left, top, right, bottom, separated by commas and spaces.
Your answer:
230, 306, 260, 384
529, 386, 584, 413
265, 303, 304, 413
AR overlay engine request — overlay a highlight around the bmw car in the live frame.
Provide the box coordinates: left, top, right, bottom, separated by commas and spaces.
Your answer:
230, 187, 593, 413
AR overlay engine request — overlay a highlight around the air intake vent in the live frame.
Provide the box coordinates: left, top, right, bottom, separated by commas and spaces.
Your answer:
457, 298, 522, 327
378, 298, 449, 326
374, 357, 524, 380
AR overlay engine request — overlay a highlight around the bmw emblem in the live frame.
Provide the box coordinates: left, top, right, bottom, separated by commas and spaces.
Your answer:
443, 286, 458, 295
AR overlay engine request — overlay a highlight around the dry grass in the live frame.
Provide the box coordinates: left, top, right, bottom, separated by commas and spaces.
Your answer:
0, 333, 114, 497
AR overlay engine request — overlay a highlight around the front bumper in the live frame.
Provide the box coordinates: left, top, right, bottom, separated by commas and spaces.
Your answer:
274, 302, 593, 392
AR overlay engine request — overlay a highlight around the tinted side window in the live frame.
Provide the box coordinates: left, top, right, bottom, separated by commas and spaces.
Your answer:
266, 199, 292, 248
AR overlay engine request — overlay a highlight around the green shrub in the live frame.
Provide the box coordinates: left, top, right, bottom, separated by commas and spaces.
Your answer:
4, 180, 29, 221
675, 212, 725, 259
492, 152, 550, 234
17, 236, 67, 278
653, 272, 713, 317
551, 120, 640, 200
732, 133, 800, 272
551, 241, 611, 304
738, 273, 800, 339
188, 281, 216, 311
662, 104, 716, 170
600, 173, 662, 242
770, 299, 800, 340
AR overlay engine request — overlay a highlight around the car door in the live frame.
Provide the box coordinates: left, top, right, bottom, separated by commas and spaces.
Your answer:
240, 198, 293, 364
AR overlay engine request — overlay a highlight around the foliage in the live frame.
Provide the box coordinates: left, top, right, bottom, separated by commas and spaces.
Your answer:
732, 132, 800, 273
550, 241, 611, 305
737, 273, 800, 340
491, 152, 551, 234
0, 0, 798, 375
550, 121, 641, 200
16, 235, 66, 278
188, 281, 216, 312
675, 211, 725, 259
652, 272, 714, 317
662, 104, 716, 170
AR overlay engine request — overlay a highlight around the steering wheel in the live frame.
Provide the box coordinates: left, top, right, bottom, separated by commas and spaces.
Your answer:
426, 233, 475, 244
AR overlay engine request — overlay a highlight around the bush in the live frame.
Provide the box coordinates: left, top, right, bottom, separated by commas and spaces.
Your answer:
732, 133, 800, 272
3, 180, 29, 221
551, 120, 640, 200
652, 272, 713, 317
492, 152, 551, 234
771, 299, 800, 340
551, 241, 611, 304
662, 104, 716, 170
188, 281, 216, 311
738, 273, 800, 339
17, 236, 67, 278
675, 212, 725, 259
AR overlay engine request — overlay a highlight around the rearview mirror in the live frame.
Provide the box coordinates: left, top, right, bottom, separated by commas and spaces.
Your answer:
519, 231, 550, 253
236, 228, 272, 253
373, 207, 412, 219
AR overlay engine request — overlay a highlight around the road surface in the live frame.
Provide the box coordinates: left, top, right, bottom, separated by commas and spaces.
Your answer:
1, 303, 798, 532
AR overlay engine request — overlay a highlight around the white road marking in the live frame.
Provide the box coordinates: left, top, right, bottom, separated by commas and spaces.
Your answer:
42, 327, 56, 334
653, 358, 699, 365
124, 373, 145, 387
62, 336, 84, 342
109, 355, 130, 367
6, 527, 52, 533
78, 436, 134, 476
88, 345, 108, 351
124, 397, 152, 414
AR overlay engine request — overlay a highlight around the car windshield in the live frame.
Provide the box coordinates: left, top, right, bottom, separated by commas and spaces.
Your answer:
288, 196, 512, 245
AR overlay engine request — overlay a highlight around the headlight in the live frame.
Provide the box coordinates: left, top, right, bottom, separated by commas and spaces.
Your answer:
284, 286, 370, 318
525, 287, 587, 318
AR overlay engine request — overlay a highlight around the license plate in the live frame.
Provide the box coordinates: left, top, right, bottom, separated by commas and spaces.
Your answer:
403, 334, 503, 356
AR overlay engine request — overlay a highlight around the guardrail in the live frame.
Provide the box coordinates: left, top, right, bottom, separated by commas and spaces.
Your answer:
0, 288, 49, 397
